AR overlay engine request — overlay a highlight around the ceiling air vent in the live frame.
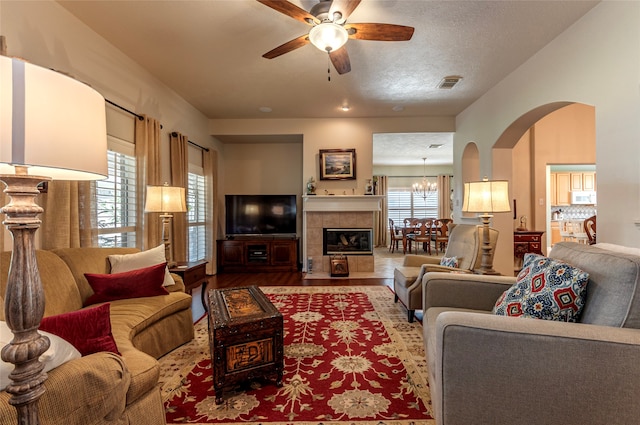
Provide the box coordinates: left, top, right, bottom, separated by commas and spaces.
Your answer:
438, 76, 462, 89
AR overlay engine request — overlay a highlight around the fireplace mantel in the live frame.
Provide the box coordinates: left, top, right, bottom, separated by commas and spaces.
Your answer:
302, 195, 384, 274
303, 195, 384, 212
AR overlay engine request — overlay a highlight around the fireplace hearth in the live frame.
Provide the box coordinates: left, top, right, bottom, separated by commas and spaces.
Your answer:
323, 228, 373, 255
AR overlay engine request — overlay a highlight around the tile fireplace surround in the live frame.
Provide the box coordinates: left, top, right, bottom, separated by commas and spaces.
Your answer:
302, 195, 384, 274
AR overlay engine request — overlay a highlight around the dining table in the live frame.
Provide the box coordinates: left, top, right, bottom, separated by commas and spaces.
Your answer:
399, 219, 439, 254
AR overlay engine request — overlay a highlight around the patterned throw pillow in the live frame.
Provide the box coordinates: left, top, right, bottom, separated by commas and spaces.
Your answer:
440, 256, 458, 268
493, 253, 589, 322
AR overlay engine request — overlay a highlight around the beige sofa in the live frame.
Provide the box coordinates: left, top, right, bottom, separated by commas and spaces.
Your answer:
0, 247, 195, 425
422, 242, 640, 425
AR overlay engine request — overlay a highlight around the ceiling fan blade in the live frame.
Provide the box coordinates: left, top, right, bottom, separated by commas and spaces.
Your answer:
329, 47, 351, 74
328, 0, 362, 22
346, 23, 415, 41
256, 0, 319, 25
262, 34, 310, 59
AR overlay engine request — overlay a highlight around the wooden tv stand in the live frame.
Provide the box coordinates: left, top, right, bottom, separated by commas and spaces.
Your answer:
217, 237, 299, 273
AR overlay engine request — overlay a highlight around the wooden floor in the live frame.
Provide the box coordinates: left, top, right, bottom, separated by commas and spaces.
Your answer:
206, 272, 393, 289
191, 272, 394, 321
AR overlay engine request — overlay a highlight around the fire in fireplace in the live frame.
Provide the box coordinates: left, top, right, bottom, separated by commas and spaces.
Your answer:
323, 228, 373, 255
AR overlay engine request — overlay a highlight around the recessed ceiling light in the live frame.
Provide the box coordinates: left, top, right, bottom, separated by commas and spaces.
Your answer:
259, 106, 272, 113
429, 144, 444, 149
341, 105, 350, 112
392, 105, 404, 112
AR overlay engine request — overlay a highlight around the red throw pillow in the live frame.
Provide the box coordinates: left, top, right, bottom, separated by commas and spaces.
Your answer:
84, 262, 169, 307
39, 303, 120, 356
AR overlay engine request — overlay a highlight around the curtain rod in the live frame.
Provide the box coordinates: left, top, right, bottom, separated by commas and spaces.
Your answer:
105, 99, 163, 129
171, 132, 210, 152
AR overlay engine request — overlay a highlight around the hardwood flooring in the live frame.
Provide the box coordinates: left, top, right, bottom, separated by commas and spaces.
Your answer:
190, 272, 394, 321
206, 272, 393, 289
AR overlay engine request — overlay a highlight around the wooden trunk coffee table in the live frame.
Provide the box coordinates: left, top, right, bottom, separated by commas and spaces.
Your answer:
207, 285, 284, 404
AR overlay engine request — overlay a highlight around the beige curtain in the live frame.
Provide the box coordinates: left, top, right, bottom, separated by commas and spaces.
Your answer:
40, 181, 97, 249
374, 175, 388, 247
136, 115, 162, 250
169, 132, 188, 263
203, 149, 218, 275
438, 174, 453, 219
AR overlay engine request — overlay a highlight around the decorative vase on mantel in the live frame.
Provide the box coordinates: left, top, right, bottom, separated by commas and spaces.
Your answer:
306, 177, 317, 195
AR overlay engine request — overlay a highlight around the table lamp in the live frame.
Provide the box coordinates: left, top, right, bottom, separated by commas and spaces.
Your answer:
1, 56, 108, 424
462, 178, 510, 275
144, 183, 187, 267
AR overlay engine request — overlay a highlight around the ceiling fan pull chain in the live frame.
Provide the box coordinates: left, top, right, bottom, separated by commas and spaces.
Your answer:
327, 54, 331, 82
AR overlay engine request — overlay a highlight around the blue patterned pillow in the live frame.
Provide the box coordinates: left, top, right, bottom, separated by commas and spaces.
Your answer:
493, 253, 589, 322
440, 256, 458, 268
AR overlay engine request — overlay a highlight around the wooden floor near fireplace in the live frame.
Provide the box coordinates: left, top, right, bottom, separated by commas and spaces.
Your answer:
189, 246, 418, 320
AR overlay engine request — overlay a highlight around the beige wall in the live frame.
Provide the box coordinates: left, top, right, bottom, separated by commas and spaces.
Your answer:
211, 117, 455, 195
511, 130, 532, 231
373, 164, 453, 177
510, 103, 595, 251
455, 2, 640, 275
221, 141, 303, 236
531, 103, 595, 238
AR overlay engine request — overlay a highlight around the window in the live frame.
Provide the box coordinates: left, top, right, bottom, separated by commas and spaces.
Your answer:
96, 143, 137, 247
387, 176, 438, 227
187, 166, 206, 261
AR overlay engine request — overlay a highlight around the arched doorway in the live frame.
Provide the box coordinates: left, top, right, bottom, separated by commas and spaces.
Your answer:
490, 102, 596, 274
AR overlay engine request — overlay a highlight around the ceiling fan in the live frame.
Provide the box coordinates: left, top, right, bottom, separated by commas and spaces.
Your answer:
257, 0, 414, 75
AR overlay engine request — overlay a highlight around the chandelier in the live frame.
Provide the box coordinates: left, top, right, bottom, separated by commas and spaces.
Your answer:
413, 157, 437, 200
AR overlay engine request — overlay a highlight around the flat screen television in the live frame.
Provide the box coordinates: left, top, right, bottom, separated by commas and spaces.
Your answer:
225, 194, 297, 237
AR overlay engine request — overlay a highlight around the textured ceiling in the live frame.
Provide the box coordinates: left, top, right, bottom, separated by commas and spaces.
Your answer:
57, 0, 598, 165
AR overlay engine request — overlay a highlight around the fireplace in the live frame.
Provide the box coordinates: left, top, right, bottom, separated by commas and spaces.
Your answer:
323, 228, 373, 255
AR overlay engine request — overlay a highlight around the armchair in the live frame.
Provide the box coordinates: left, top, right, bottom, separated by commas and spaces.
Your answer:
423, 242, 640, 425
393, 223, 498, 322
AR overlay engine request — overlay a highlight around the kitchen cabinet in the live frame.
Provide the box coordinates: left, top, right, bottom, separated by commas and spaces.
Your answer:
582, 172, 596, 191
550, 221, 561, 246
570, 172, 596, 192
552, 172, 571, 206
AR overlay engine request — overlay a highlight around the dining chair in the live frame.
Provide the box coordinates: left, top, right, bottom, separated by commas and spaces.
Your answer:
412, 218, 434, 255
388, 218, 403, 253
401, 217, 418, 254
559, 220, 575, 242
432, 218, 452, 254
584, 215, 597, 245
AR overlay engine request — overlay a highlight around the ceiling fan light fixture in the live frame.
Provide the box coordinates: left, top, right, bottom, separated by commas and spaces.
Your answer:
309, 22, 349, 53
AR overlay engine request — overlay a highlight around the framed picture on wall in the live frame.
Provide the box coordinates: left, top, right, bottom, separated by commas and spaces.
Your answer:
319, 149, 356, 180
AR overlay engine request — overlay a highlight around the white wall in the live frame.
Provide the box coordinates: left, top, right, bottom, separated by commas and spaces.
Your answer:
453, 1, 640, 274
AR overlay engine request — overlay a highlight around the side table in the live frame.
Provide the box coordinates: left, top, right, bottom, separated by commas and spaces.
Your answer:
514, 231, 544, 274
169, 260, 208, 309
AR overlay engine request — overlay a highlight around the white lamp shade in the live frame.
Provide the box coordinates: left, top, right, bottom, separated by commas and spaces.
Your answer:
145, 185, 187, 213
309, 22, 349, 52
462, 180, 511, 213
0, 56, 107, 180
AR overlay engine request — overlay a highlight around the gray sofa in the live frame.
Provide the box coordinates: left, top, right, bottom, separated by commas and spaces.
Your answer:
422, 242, 640, 425
394, 224, 498, 322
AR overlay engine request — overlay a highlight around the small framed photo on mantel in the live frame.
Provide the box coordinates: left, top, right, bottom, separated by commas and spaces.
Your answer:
319, 149, 356, 180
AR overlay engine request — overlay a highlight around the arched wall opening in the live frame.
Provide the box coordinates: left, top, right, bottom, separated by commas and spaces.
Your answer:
489, 101, 596, 275
460, 142, 480, 219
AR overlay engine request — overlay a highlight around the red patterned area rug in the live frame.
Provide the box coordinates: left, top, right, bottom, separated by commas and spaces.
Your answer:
159, 285, 434, 425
